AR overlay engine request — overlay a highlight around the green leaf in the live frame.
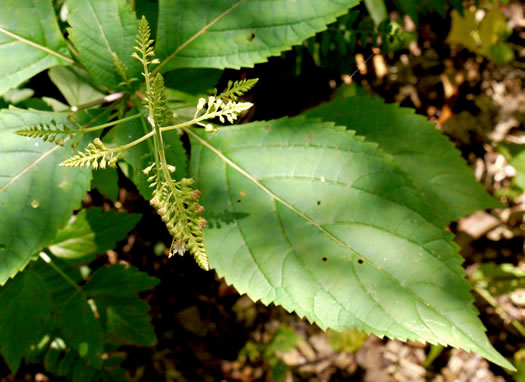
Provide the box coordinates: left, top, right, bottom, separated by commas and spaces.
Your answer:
49, 208, 142, 259
155, 0, 359, 72
266, 326, 302, 355
515, 349, 525, 382
305, 93, 502, 223
498, 143, 525, 193
85, 264, 159, 297
2, 88, 35, 104
479, 6, 508, 50
0, 270, 52, 372
91, 167, 120, 200
447, 9, 478, 51
0, 108, 92, 285
394, 0, 420, 24
0, 0, 73, 95
189, 117, 514, 370
164, 68, 223, 95
327, 328, 367, 353
66, 0, 141, 89
60, 292, 104, 367
104, 112, 187, 199
472, 263, 525, 297
104, 297, 157, 346
487, 43, 514, 64
85, 265, 159, 346
48, 67, 105, 107
364, 0, 388, 25
31, 256, 83, 307
135, 0, 160, 39
509, 146, 525, 191
42, 97, 70, 112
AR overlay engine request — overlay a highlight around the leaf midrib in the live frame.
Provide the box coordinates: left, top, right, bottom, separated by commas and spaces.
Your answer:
0, 145, 61, 193
0, 26, 73, 64
49, 233, 96, 251
186, 126, 490, 353
86, 1, 115, 59
271, 197, 378, 332
154, 0, 245, 73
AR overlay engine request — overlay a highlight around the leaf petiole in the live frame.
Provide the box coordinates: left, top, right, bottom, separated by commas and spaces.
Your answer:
78, 113, 142, 133
39, 250, 83, 294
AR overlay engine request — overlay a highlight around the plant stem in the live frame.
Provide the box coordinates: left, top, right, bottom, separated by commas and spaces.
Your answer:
78, 105, 114, 129
39, 250, 83, 294
160, 113, 214, 133
138, 107, 160, 166
473, 285, 525, 337
111, 130, 154, 153
68, 92, 125, 112
78, 113, 141, 133
139, 38, 164, 178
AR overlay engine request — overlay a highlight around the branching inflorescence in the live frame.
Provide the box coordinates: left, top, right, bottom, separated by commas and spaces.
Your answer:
143, 164, 208, 269
60, 138, 119, 169
216, 78, 258, 101
15, 120, 77, 145
20, 15, 256, 270
133, 16, 212, 269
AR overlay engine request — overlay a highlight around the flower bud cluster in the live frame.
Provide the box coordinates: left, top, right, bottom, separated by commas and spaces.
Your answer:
15, 119, 75, 146
195, 96, 253, 132
144, 163, 209, 270
60, 138, 119, 169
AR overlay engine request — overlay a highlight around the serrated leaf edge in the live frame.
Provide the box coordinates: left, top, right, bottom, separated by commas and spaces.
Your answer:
187, 119, 514, 370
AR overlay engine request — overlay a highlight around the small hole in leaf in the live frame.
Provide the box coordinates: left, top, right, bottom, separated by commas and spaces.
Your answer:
322, 257, 327, 262
358, 258, 364, 264
316, 200, 321, 206
247, 32, 256, 42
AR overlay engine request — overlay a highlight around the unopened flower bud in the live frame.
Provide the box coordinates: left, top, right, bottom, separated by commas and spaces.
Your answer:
196, 98, 206, 111
192, 190, 202, 200
194, 204, 205, 215
143, 164, 155, 175
93, 138, 104, 149
108, 156, 118, 167
205, 124, 216, 133
180, 178, 194, 187
198, 218, 207, 229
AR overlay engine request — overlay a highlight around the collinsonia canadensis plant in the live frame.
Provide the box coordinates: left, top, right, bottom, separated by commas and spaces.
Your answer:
0, 0, 517, 379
